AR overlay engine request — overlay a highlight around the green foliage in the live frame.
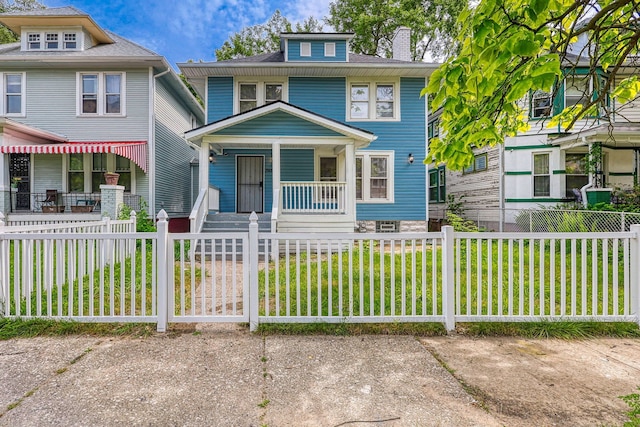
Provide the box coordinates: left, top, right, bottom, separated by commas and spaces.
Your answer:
327, 0, 465, 61
425, 0, 640, 169
620, 387, 640, 427
119, 201, 156, 232
179, 73, 203, 106
215, 11, 323, 60
446, 194, 465, 216
445, 212, 478, 232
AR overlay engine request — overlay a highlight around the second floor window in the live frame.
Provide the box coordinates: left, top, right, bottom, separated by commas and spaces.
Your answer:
78, 72, 125, 116
531, 90, 552, 118
4, 73, 24, 115
236, 81, 284, 113
348, 81, 398, 121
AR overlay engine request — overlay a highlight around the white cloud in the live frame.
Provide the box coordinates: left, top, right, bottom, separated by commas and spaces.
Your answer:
282, 0, 333, 27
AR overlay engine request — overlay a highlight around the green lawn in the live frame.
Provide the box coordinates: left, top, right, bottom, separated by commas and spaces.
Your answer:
258, 237, 630, 318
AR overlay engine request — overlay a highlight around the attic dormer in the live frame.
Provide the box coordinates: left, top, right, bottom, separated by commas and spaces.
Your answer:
280, 33, 353, 62
0, 6, 114, 52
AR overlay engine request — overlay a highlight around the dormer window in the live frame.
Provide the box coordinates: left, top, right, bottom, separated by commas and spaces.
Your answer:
300, 42, 311, 57
325, 43, 336, 57
45, 33, 58, 49
27, 33, 40, 49
24, 30, 80, 51
64, 33, 77, 49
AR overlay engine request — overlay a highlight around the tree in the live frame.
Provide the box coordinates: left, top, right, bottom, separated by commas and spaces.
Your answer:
0, 0, 45, 44
215, 11, 324, 61
425, 0, 640, 169
327, 0, 466, 61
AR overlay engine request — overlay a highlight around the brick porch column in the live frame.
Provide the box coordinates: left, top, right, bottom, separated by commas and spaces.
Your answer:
100, 184, 124, 219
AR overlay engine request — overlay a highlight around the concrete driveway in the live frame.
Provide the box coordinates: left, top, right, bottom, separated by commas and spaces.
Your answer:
1, 325, 638, 426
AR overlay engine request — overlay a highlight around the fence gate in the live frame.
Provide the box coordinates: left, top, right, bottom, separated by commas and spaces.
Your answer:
168, 233, 249, 323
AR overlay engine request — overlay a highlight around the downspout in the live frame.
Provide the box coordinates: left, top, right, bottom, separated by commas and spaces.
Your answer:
580, 138, 593, 208
149, 68, 172, 216
499, 144, 504, 232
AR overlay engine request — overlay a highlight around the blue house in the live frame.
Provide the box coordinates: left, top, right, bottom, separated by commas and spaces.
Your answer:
180, 30, 434, 232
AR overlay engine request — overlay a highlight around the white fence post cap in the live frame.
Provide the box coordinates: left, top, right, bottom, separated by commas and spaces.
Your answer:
249, 211, 258, 223
157, 209, 168, 222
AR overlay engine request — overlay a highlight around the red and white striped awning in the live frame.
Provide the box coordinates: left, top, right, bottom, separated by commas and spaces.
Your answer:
0, 141, 148, 173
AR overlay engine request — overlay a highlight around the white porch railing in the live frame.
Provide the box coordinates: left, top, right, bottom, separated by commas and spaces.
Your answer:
280, 181, 347, 214
189, 188, 209, 234
0, 211, 136, 234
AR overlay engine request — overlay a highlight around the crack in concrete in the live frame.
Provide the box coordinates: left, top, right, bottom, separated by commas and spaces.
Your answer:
0, 341, 98, 418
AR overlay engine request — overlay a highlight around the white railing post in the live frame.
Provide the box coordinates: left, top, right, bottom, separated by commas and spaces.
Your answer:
631, 224, 640, 326
0, 212, 5, 316
157, 210, 169, 332
128, 210, 137, 257
248, 211, 260, 332
621, 212, 626, 232
441, 225, 455, 331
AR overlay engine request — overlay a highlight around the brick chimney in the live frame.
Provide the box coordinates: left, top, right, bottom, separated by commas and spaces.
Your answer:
392, 27, 411, 61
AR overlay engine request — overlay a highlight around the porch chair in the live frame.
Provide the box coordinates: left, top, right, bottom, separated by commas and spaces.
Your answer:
572, 188, 583, 205
39, 189, 58, 205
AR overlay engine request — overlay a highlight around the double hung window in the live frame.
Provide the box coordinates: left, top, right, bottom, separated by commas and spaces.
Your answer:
236, 81, 284, 113
78, 72, 125, 116
348, 80, 398, 121
533, 153, 550, 197
356, 151, 394, 202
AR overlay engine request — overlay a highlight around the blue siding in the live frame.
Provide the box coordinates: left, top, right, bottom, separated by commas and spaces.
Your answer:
287, 40, 347, 62
289, 77, 346, 119
208, 77, 233, 122
212, 148, 314, 212
351, 78, 427, 221
209, 76, 427, 221
216, 111, 343, 137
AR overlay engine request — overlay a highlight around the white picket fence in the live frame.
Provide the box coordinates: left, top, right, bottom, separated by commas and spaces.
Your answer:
1, 211, 639, 332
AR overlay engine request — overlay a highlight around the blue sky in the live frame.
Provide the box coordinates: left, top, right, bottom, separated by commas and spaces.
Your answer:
42, 0, 333, 69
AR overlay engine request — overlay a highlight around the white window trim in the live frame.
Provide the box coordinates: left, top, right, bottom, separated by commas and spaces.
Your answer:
346, 78, 400, 122
233, 78, 288, 115
0, 72, 26, 117
76, 72, 127, 117
65, 153, 135, 193
532, 152, 551, 198
21, 27, 83, 51
356, 150, 395, 203
300, 42, 311, 57
324, 42, 336, 57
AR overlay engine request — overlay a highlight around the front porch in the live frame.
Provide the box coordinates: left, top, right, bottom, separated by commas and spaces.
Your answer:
553, 123, 640, 206
187, 102, 377, 233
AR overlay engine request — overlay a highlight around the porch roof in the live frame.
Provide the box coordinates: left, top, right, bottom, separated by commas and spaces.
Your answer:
551, 123, 640, 148
185, 101, 377, 148
0, 118, 148, 173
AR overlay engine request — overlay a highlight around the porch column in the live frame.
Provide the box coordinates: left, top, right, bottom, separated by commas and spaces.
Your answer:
199, 143, 209, 191
345, 143, 356, 219
272, 141, 281, 212
0, 154, 7, 214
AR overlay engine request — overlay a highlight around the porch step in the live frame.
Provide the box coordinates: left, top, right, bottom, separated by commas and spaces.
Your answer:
201, 213, 272, 233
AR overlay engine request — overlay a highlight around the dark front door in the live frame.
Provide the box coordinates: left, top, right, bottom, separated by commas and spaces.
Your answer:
237, 156, 264, 213
9, 153, 30, 210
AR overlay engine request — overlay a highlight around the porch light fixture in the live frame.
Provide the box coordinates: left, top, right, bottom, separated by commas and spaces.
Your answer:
407, 153, 414, 164
209, 151, 215, 163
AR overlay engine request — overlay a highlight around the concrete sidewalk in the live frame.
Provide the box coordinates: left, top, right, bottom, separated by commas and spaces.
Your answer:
1, 326, 638, 426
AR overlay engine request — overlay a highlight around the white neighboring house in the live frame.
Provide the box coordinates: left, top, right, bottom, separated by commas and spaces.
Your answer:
0, 7, 204, 227
428, 37, 640, 228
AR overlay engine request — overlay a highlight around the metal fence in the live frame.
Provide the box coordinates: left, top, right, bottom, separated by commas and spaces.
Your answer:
430, 208, 640, 233
1, 212, 639, 331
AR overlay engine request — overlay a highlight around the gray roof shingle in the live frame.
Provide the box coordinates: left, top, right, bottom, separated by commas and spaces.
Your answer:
0, 6, 85, 16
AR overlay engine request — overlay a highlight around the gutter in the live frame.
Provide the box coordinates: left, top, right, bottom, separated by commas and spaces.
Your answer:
580, 139, 593, 208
